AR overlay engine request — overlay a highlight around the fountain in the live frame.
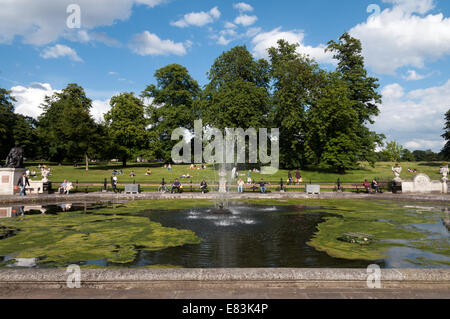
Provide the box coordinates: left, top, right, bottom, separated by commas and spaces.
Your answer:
210, 163, 232, 215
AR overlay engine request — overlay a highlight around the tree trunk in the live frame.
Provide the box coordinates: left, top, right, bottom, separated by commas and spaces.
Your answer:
122, 156, 127, 168
85, 153, 89, 171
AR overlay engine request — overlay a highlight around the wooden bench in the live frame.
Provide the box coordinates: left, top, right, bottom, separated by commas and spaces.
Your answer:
351, 183, 386, 194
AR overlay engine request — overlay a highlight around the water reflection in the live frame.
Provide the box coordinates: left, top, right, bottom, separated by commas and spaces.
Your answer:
0, 205, 47, 218
136, 205, 384, 268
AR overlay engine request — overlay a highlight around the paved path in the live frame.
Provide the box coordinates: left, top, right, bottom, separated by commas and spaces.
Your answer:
0, 287, 448, 299
1, 269, 449, 299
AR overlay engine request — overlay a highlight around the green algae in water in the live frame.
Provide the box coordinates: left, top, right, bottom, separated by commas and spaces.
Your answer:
242, 199, 449, 264
1, 198, 448, 268
0, 201, 202, 267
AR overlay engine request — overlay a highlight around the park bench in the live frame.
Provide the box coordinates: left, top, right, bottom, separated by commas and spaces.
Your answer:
351, 183, 386, 194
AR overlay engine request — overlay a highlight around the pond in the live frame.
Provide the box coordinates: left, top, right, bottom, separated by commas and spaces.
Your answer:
0, 199, 448, 268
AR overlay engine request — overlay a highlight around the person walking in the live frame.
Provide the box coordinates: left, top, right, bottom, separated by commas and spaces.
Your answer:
295, 169, 301, 185
111, 175, 118, 193
17, 173, 30, 196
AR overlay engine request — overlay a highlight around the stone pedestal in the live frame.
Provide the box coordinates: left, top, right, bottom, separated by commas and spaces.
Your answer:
28, 180, 44, 194
125, 184, 140, 194
306, 184, 320, 194
402, 174, 443, 194
442, 178, 448, 194
0, 168, 26, 195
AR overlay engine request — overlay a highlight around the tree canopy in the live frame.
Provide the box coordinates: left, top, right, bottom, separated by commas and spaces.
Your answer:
37, 83, 101, 169
104, 92, 149, 167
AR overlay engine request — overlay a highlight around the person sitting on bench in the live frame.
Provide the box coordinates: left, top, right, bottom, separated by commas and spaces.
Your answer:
371, 179, 379, 193
259, 179, 267, 193
59, 180, 67, 194
363, 179, 371, 193
200, 180, 208, 193
171, 178, 182, 193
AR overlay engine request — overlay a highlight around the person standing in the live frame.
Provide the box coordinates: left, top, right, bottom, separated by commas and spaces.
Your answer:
17, 173, 30, 196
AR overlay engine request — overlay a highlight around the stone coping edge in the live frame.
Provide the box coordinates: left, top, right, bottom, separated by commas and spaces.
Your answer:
0, 268, 449, 283
1, 192, 450, 205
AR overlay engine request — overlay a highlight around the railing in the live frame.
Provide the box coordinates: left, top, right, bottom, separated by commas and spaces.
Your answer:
61, 179, 393, 193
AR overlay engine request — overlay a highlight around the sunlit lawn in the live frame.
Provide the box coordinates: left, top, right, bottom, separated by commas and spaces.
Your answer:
23, 161, 443, 185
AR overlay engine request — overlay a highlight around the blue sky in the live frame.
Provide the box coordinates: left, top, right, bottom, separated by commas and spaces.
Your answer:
1, 0, 450, 151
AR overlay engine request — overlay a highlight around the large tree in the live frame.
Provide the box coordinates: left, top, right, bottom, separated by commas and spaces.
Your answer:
200, 46, 271, 166
326, 33, 384, 166
13, 115, 40, 160
268, 40, 324, 169
305, 72, 360, 173
380, 140, 403, 163
104, 92, 149, 167
0, 88, 17, 160
201, 45, 270, 130
38, 83, 101, 169
141, 64, 200, 162
441, 109, 450, 160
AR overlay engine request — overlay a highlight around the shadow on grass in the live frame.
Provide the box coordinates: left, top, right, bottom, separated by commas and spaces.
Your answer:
72, 162, 164, 171
418, 162, 442, 167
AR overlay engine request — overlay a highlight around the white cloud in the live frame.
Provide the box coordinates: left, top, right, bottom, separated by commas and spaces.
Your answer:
65, 30, 122, 47
371, 80, 450, 151
211, 25, 261, 46
135, 0, 169, 7
130, 31, 188, 56
251, 27, 334, 64
349, 0, 450, 74
224, 22, 237, 29
403, 70, 426, 81
404, 139, 445, 150
0, 0, 167, 46
10, 83, 59, 119
233, 2, 254, 13
40, 44, 83, 62
10, 82, 111, 122
171, 7, 221, 28
234, 14, 258, 27
91, 99, 111, 122
383, 0, 435, 14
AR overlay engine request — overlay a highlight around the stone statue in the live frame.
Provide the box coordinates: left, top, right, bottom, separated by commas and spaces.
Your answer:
392, 165, 402, 183
5, 145, 24, 168
41, 168, 50, 183
440, 164, 449, 179
440, 164, 448, 194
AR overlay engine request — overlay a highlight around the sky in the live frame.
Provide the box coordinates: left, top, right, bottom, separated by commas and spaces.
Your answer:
1, 0, 450, 152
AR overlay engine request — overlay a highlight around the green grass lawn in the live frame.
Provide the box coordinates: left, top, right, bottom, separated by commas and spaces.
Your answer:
22, 161, 444, 186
